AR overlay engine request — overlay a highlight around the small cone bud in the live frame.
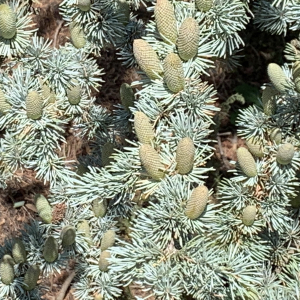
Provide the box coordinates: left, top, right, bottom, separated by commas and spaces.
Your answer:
242, 205, 256, 226
92, 199, 107, 217
70, 22, 86, 49
23, 265, 40, 291
245, 138, 264, 158
236, 147, 257, 177
0, 4, 16, 39
100, 230, 116, 251
120, 83, 134, 110
61, 225, 76, 247
26, 91, 43, 120
267, 63, 289, 93
12, 238, 27, 264
77, 220, 93, 245
35, 194, 52, 224
99, 250, 110, 272
101, 142, 115, 166
185, 185, 209, 219
195, 0, 213, 12
133, 39, 163, 80
134, 111, 154, 144
163, 53, 185, 93
262, 86, 277, 116
154, 0, 177, 44
176, 137, 195, 174
0, 254, 14, 285
67, 80, 81, 105
276, 143, 294, 165
269, 128, 282, 144
177, 18, 200, 61
0, 89, 11, 114
43, 236, 58, 263
139, 144, 165, 180
77, 0, 91, 11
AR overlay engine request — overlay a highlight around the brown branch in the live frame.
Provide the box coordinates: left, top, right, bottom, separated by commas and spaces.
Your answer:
53, 20, 64, 49
56, 271, 76, 300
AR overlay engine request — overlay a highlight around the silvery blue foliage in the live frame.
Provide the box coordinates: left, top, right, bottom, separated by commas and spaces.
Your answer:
253, 0, 300, 35
2, 0, 300, 299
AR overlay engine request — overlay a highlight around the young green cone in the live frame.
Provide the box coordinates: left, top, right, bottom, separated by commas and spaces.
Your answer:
12, 238, 27, 264
43, 236, 58, 263
0, 254, 14, 285
35, 194, 52, 224
23, 265, 40, 291
120, 83, 134, 110
61, 225, 76, 247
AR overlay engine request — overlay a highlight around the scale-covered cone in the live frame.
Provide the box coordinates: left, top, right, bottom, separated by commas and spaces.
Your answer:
276, 143, 294, 165
99, 250, 110, 272
267, 63, 289, 93
134, 111, 154, 144
242, 205, 256, 226
100, 230, 116, 251
236, 147, 257, 177
26, 91, 43, 120
0, 4, 16, 39
12, 238, 26, 264
185, 185, 209, 219
163, 53, 185, 93
133, 39, 163, 80
177, 18, 200, 61
154, 0, 177, 44
70, 22, 86, 49
176, 137, 195, 174
139, 144, 165, 180
0, 254, 14, 285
